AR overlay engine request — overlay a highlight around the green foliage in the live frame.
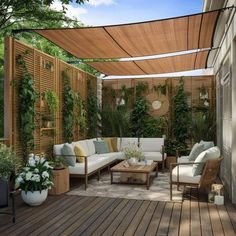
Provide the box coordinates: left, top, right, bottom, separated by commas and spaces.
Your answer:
44, 89, 59, 116
101, 105, 131, 137
0, 144, 18, 180
153, 82, 168, 96
123, 143, 144, 161
172, 78, 190, 145
0, 62, 3, 137
16, 51, 39, 158
165, 139, 186, 156
135, 82, 149, 98
130, 98, 149, 137
62, 69, 74, 142
87, 80, 99, 138
74, 92, 87, 135
143, 116, 166, 138
191, 110, 216, 143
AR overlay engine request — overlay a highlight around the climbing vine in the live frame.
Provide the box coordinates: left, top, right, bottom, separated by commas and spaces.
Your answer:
16, 50, 39, 160
62, 69, 75, 142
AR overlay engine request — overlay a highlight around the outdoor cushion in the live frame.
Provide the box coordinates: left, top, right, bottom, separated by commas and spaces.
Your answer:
199, 140, 214, 151
61, 143, 76, 166
192, 146, 220, 176
139, 138, 164, 152
188, 143, 205, 161
102, 137, 114, 152
177, 156, 190, 163
111, 137, 118, 152
143, 152, 167, 162
74, 143, 87, 163
73, 140, 89, 156
53, 144, 64, 156
86, 138, 96, 156
69, 154, 117, 175
94, 140, 109, 154
172, 165, 201, 184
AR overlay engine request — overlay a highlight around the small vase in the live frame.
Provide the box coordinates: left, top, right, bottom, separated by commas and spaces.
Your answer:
127, 157, 138, 166
21, 189, 48, 206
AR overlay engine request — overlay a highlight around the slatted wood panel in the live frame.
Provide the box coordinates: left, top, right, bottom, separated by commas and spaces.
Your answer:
0, 194, 235, 235
8, 38, 97, 158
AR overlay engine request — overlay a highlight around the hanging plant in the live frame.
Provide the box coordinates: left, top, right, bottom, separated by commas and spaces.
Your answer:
15, 51, 39, 160
154, 82, 168, 96
135, 82, 149, 98
87, 79, 99, 138
62, 69, 74, 142
44, 90, 59, 115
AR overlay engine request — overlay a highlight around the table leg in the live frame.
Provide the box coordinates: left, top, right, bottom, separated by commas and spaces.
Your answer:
146, 173, 150, 190
111, 171, 113, 184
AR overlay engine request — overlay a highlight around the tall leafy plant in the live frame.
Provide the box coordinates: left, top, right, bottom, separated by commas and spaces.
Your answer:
16, 51, 39, 159
87, 80, 99, 138
172, 78, 190, 146
62, 70, 74, 142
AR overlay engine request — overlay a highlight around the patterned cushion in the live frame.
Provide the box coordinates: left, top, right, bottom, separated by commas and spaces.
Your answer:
188, 143, 205, 161
93, 140, 109, 154
61, 143, 76, 166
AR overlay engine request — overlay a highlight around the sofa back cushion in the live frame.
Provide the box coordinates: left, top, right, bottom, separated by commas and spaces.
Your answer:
86, 138, 96, 156
199, 140, 214, 151
189, 143, 205, 161
73, 140, 89, 156
61, 143, 76, 166
53, 144, 64, 156
111, 138, 118, 152
94, 140, 109, 154
119, 138, 138, 151
192, 146, 220, 176
139, 138, 164, 152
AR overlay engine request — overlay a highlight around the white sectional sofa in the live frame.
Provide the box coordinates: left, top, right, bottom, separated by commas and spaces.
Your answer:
54, 137, 166, 189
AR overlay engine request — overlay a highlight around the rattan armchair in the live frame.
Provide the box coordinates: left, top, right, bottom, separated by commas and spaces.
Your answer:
170, 157, 223, 200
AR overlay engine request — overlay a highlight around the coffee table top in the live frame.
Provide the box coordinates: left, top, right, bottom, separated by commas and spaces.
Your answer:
111, 160, 158, 173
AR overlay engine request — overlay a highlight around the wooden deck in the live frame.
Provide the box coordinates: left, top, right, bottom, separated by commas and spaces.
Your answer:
0, 189, 235, 236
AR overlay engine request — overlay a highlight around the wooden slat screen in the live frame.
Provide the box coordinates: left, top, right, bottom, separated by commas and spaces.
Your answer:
8, 38, 97, 157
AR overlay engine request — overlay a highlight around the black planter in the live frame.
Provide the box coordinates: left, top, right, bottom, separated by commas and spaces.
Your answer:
0, 179, 9, 207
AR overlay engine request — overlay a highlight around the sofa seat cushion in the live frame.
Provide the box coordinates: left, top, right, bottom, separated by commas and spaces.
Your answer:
143, 152, 167, 162
69, 154, 117, 175
172, 165, 201, 184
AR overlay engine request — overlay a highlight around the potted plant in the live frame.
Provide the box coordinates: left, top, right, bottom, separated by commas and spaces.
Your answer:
16, 153, 54, 206
123, 142, 145, 165
48, 156, 70, 195
0, 144, 17, 207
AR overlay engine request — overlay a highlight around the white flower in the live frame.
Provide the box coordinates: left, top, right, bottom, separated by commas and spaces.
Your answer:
24, 167, 30, 172
40, 157, 46, 164
34, 155, 40, 162
28, 153, 34, 158
25, 172, 33, 181
31, 174, 40, 182
28, 157, 36, 167
16, 176, 24, 184
44, 161, 53, 169
34, 168, 39, 173
42, 171, 49, 179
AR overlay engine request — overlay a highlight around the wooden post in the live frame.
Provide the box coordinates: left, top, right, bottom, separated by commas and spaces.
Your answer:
4, 37, 13, 146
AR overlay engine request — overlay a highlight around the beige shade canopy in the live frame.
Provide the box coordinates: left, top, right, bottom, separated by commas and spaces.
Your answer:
87, 50, 210, 75
34, 10, 220, 59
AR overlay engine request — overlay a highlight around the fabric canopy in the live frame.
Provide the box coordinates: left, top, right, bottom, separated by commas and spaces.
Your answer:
34, 10, 220, 59
88, 50, 210, 75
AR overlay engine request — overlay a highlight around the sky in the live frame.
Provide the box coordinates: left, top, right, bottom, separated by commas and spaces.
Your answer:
52, 0, 203, 26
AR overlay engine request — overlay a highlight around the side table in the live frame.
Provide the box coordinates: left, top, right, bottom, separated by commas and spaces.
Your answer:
166, 156, 177, 169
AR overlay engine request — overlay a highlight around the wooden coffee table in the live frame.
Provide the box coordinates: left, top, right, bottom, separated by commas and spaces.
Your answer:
110, 160, 158, 190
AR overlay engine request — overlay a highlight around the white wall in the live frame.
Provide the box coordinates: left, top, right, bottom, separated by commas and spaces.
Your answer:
203, 0, 236, 203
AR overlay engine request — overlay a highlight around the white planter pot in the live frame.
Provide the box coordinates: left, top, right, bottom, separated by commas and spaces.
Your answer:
127, 157, 138, 166
21, 189, 48, 206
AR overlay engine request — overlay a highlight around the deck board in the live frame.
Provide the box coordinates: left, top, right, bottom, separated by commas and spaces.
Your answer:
0, 191, 235, 236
